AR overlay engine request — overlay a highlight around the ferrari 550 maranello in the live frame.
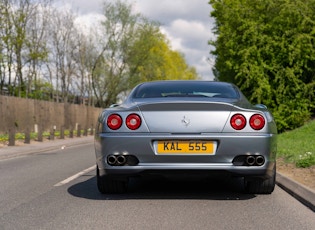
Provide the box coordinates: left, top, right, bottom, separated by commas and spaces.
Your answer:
94, 81, 277, 194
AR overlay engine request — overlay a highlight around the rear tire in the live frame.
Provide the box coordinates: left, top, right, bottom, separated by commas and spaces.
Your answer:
244, 165, 276, 194
96, 166, 128, 194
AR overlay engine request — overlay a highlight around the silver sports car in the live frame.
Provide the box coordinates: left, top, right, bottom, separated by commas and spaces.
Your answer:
94, 80, 277, 194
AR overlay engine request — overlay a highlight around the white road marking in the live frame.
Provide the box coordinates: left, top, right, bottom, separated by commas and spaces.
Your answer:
54, 165, 95, 187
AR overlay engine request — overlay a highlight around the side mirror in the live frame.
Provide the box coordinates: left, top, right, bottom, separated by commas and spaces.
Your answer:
109, 104, 120, 108
255, 104, 267, 109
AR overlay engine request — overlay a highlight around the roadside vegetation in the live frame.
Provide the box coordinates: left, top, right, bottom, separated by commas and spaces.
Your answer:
277, 119, 315, 168
0, 129, 87, 144
209, 0, 315, 132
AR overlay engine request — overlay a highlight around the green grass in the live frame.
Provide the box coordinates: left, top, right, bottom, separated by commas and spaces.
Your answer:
277, 119, 315, 168
0, 129, 87, 144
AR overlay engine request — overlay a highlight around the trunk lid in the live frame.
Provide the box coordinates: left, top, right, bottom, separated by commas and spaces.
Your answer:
138, 101, 235, 133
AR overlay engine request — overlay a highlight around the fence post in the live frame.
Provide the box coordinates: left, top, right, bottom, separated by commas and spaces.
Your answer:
37, 126, 43, 142
24, 127, 31, 144
8, 128, 15, 146
77, 124, 81, 137
90, 124, 94, 136
50, 127, 55, 140
60, 126, 65, 139
69, 129, 73, 138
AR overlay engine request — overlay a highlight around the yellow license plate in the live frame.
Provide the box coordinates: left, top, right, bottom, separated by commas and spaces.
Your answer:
156, 141, 215, 155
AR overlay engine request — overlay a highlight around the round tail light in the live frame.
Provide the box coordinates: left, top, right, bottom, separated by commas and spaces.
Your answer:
126, 114, 141, 130
230, 114, 246, 130
107, 114, 122, 130
250, 114, 265, 130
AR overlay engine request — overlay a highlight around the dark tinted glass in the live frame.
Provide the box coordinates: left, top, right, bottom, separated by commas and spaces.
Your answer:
133, 81, 239, 99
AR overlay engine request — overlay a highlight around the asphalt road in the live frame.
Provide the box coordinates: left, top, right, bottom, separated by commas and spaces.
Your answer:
0, 142, 314, 230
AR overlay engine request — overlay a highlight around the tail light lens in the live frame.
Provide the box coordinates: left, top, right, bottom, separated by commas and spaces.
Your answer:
230, 114, 246, 130
250, 114, 265, 130
107, 114, 122, 130
126, 114, 141, 130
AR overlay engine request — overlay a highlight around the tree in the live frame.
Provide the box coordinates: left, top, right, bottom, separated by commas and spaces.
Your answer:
90, 0, 198, 108
88, 0, 139, 107
47, 8, 78, 103
0, 0, 15, 95
10, 0, 35, 97
209, 0, 315, 132
72, 31, 95, 106
24, 1, 50, 98
127, 22, 198, 88
0, 0, 51, 97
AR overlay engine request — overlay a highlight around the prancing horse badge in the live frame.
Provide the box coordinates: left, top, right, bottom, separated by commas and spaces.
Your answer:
181, 116, 190, 127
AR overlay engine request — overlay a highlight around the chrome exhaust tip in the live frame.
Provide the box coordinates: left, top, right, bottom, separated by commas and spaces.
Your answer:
246, 156, 256, 166
107, 155, 117, 165
116, 155, 127, 165
255, 155, 265, 166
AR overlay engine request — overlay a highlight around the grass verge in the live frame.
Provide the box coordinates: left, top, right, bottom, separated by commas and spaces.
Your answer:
0, 130, 86, 143
277, 119, 315, 168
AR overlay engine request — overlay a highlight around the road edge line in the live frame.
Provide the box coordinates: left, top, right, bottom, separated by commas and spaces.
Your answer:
54, 165, 95, 187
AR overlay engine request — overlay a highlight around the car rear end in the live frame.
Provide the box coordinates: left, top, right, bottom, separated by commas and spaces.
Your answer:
95, 81, 277, 194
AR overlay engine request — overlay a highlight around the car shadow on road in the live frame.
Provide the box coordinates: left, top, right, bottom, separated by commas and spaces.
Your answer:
68, 175, 256, 200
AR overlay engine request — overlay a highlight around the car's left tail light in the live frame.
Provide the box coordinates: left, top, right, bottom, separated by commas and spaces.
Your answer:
107, 114, 122, 130
126, 114, 141, 130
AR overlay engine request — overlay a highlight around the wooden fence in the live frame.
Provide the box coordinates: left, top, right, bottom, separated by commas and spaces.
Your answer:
0, 95, 104, 145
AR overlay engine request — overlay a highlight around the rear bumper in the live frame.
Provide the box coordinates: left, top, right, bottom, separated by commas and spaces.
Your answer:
95, 132, 277, 179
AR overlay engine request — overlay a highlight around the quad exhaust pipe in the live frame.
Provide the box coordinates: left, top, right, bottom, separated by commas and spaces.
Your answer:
233, 155, 265, 166
107, 155, 126, 166
245, 155, 265, 166
107, 154, 139, 166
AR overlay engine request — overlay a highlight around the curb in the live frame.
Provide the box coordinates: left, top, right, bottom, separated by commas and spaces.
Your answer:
276, 172, 315, 212
0, 136, 94, 161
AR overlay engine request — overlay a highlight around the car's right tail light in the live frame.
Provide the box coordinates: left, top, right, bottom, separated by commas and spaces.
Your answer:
230, 113, 266, 131
249, 114, 265, 130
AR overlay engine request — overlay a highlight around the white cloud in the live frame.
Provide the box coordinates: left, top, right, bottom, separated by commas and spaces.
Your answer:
166, 19, 211, 50
135, 0, 215, 79
64, 0, 216, 79
134, 0, 211, 24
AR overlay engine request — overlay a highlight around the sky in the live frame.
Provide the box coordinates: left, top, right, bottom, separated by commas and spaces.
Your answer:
56, 0, 216, 80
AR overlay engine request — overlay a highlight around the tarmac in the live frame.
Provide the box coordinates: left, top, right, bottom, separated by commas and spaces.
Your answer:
0, 136, 314, 212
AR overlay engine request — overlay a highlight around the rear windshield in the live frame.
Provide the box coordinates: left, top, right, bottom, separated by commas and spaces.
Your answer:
133, 81, 239, 99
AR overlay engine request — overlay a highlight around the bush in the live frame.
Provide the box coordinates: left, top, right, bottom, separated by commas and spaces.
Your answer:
272, 100, 312, 133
